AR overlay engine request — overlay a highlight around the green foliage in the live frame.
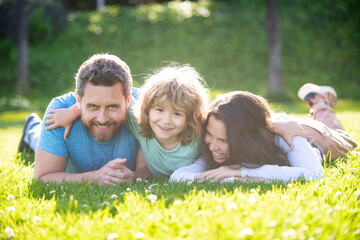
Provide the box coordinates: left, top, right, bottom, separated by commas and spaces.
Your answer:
28, 8, 53, 44
0, 0, 359, 112
0, 107, 360, 239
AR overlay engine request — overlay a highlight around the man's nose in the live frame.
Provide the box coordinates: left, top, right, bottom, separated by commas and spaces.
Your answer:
97, 109, 109, 123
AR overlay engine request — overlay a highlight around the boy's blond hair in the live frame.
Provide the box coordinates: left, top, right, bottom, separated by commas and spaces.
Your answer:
136, 64, 209, 145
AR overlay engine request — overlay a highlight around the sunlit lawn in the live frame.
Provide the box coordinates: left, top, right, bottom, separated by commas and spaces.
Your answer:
1, 101, 359, 239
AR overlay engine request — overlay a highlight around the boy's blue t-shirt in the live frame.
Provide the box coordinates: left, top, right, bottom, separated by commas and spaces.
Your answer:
37, 92, 140, 173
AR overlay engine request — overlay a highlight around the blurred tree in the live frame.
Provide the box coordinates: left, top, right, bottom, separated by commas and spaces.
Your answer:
96, 0, 105, 10
16, 0, 30, 94
265, 0, 284, 95
0, 0, 67, 94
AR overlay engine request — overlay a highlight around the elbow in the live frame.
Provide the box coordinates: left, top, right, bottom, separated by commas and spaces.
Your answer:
306, 168, 324, 181
169, 170, 193, 183
34, 169, 48, 182
34, 173, 45, 182
169, 172, 182, 182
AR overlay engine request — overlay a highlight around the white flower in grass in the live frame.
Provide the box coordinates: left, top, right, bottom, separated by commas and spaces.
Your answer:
82, 204, 88, 208
111, 194, 118, 199
7, 194, 15, 202
287, 183, 293, 188
237, 227, 254, 238
327, 208, 334, 215
335, 204, 341, 211
282, 195, 290, 201
268, 220, 277, 227
173, 200, 182, 205
7, 206, 15, 214
247, 196, 257, 204
134, 232, 145, 239
136, 178, 142, 183
106, 218, 114, 223
336, 191, 343, 196
282, 229, 296, 238
147, 194, 158, 202
144, 180, 149, 183
187, 181, 192, 186
107, 233, 119, 240
354, 190, 360, 197
250, 188, 256, 193
226, 203, 238, 210
50, 190, 56, 194
126, 188, 131, 191
195, 210, 204, 216
33, 216, 42, 222
5, 227, 15, 238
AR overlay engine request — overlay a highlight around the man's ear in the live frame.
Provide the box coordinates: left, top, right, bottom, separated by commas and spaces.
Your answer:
126, 93, 131, 108
75, 91, 81, 108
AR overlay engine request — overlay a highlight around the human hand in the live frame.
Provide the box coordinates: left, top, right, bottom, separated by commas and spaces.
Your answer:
44, 109, 73, 140
99, 158, 135, 185
270, 120, 306, 149
44, 104, 80, 140
198, 165, 241, 182
234, 177, 271, 183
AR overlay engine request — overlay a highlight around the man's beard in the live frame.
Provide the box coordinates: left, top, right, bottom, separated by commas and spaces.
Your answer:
82, 118, 124, 142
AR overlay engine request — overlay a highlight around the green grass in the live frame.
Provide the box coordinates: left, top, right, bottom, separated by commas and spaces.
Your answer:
1, 102, 359, 239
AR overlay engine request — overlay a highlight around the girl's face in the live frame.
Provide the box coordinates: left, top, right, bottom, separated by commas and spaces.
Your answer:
204, 115, 229, 163
149, 99, 186, 149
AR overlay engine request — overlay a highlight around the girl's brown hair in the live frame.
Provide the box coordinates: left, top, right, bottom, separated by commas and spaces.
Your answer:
203, 91, 289, 169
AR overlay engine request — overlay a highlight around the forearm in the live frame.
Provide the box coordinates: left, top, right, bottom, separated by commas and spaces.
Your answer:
134, 166, 152, 180
36, 170, 102, 184
67, 103, 81, 120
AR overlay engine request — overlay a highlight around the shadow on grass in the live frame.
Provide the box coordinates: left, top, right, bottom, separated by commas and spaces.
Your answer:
18, 150, 35, 166
27, 178, 294, 215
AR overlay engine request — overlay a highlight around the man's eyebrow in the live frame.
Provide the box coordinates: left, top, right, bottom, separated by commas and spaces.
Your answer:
86, 103, 97, 106
108, 104, 120, 107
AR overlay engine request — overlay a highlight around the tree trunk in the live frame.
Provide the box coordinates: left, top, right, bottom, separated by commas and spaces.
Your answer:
96, 0, 105, 10
16, 0, 30, 94
265, 0, 284, 95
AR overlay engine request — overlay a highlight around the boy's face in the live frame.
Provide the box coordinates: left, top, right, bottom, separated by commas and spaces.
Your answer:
148, 97, 186, 149
78, 82, 130, 142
